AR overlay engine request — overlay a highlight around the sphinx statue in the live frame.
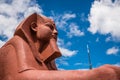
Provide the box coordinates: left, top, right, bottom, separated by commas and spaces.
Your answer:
0, 13, 120, 80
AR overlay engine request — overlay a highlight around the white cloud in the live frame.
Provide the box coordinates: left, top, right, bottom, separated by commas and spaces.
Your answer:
74, 63, 82, 66
57, 68, 65, 70
57, 38, 77, 57
57, 38, 64, 47
58, 59, 69, 66
57, 38, 72, 48
0, 0, 42, 47
77, 69, 89, 70
67, 23, 84, 38
56, 57, 69, 70
105, 37, 112, 42
50, 12, 84, 38
96, 37, 99, 42
50, 12, 76, 30
57, 38, 78, 57
106, 47, 119, 55
66, 41, 72, 46
59, 47, 77, 57
88, 0, 120, 41
113, 63, 120, 67
62, 13, 76, 21
57, 38, 78, 69
80, 13, 87, 22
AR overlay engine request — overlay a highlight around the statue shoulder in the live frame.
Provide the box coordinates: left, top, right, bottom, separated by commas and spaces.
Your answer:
0, 35, 29, 58
1, 35, 26, 49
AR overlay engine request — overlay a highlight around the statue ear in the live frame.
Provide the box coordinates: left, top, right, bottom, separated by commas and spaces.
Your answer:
31, 22, 37, 32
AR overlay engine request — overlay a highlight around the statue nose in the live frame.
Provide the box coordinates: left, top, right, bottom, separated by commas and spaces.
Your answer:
53, 29, 58, 35
52, 29, 58, 40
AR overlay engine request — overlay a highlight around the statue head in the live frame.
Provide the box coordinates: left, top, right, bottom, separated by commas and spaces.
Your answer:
15, 13, 57, 42
30, 14, 58, 43
14, 13, 61, 63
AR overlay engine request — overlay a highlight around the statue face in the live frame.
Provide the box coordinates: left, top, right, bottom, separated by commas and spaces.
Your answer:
36, 22, 58, 42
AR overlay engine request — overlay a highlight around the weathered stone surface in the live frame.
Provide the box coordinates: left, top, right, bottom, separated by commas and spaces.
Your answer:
0, 13, 120, 80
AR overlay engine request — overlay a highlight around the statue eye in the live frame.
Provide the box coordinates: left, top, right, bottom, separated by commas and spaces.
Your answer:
45, 23, 54, 30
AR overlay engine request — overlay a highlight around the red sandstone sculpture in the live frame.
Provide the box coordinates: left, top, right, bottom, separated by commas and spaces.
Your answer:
0, 13, 120, 80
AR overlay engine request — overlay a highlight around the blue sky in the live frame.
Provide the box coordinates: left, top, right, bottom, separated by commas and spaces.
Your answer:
0, 0, 120, 70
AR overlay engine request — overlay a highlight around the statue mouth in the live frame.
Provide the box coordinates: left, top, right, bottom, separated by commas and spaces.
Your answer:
51, 34, 57, 41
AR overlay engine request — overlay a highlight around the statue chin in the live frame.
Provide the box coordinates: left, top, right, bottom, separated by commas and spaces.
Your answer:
40, 38, 61, 63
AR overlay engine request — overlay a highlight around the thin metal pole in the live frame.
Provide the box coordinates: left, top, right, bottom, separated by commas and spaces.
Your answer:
87, 44, 92, 69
